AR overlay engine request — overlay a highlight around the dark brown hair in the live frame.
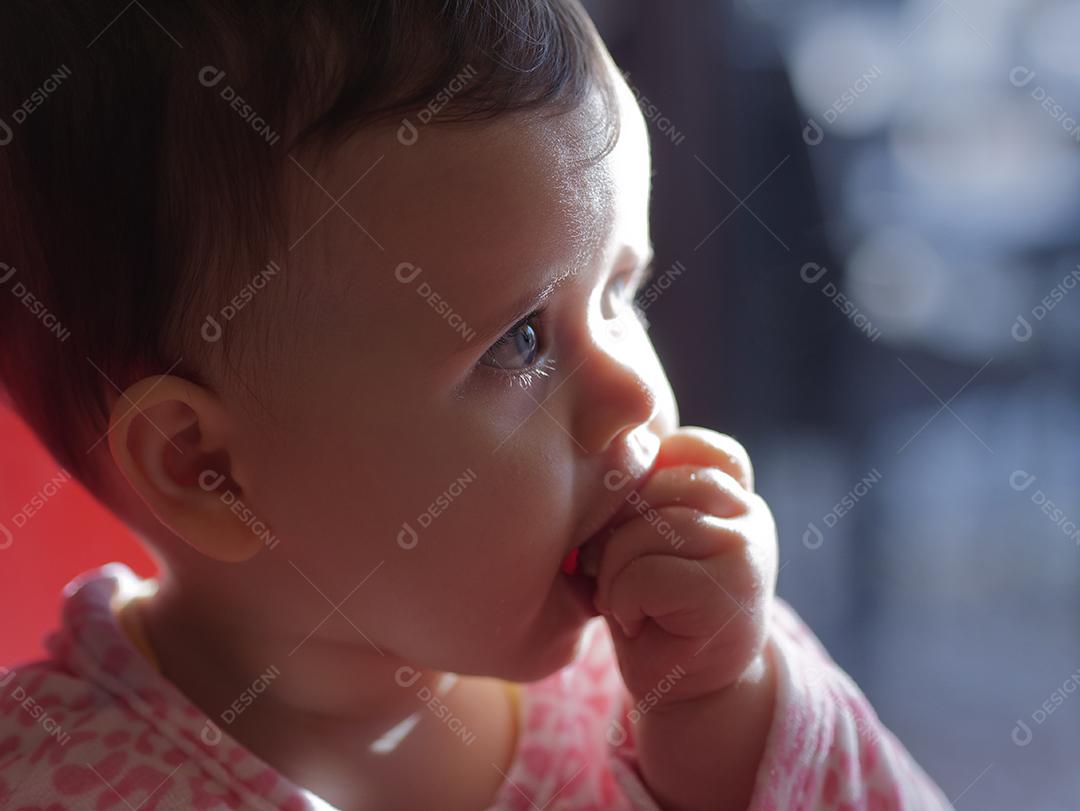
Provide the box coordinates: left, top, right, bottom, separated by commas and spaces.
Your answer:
0, 0, 613, 501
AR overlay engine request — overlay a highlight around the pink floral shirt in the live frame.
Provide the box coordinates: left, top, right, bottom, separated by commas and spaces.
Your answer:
0, 563, 952, 810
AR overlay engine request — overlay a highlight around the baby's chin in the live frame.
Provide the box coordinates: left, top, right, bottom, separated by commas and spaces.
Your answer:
418, 572, 602, 682
480, 612, 602, 684
493, 576, 603, 680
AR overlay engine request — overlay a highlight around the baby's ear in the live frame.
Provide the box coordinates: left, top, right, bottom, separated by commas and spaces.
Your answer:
106, 375, 265, 562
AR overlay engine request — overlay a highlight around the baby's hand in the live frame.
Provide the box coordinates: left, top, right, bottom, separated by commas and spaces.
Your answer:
585, 426, 778, 709
583, 427, 780, 810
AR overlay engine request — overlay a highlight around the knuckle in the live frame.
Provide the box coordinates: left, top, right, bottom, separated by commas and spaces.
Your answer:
693, 428, 752, 480
652, 506, 711, 546
702, 515, 753, 553
694, 468, 749, 514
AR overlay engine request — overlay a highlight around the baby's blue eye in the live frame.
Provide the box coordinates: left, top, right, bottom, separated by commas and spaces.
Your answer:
481, 312, 542, 371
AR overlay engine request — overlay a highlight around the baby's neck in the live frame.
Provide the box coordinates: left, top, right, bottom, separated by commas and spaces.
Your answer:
137, 580, 519, 810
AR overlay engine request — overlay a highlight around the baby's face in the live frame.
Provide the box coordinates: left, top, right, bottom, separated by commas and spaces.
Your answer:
240, 59, 678, 680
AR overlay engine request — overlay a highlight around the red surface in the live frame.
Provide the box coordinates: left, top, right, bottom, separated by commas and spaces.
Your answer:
0, 403, 157, 667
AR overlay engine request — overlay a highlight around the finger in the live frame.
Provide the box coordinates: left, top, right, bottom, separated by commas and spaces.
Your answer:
655, 427, 754, 492
593, 507, 748, 613
604, 554, 732, 639
606, 554, 772, 695
615, 464, 748, 527
579, 467, 748, 577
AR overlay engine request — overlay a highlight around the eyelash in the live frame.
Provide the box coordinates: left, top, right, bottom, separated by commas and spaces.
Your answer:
506, 355, 557, 389
485, 264, 655, 390
486, 307, 555, 389
627, 262, 654, 321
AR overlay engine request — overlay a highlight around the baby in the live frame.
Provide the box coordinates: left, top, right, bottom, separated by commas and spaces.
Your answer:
0, 1, 953, 809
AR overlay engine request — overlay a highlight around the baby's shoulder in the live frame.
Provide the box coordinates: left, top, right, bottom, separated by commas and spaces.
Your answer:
0, 658, 177, 806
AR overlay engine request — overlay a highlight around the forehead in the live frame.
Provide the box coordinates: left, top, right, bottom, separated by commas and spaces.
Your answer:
285, 66, 650, 368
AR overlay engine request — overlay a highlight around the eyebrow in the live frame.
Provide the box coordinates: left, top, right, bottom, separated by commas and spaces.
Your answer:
468, 241, 656, 351
468, 266, 581, 350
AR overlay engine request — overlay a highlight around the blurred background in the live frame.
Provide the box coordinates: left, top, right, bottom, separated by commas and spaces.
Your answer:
585, 0, 1080, 808
2, 0, 1078, 807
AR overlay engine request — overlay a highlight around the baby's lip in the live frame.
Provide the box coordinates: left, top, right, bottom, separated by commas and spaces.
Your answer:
563, 466, 656, 577
575, 528, 614, 577
573, 451, 658, 545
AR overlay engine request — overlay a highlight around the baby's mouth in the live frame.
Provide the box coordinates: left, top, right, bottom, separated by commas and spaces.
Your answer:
561, 543, 601, 617
560, 546, 582, 576
560, 531, 607, 578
